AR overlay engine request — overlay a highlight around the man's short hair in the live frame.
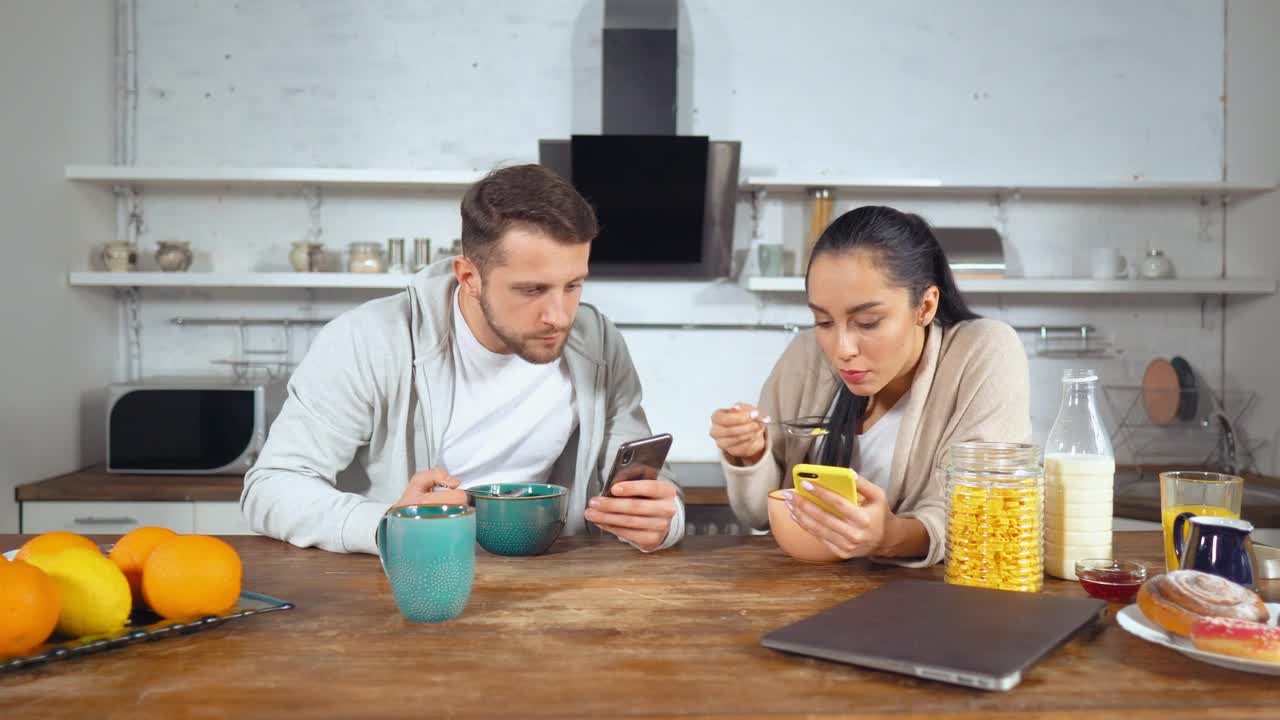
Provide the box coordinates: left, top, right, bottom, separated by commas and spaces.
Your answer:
460, 164, 599, 273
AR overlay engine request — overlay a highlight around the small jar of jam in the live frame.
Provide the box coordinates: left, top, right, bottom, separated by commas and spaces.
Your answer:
1074, 559, 1147, 603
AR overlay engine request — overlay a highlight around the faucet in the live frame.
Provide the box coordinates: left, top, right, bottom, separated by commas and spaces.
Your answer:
1206, 411, 1238, 476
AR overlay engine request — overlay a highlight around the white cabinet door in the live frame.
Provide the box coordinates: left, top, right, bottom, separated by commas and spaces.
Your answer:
193, 502, 256, 535
22, 501, 195, 535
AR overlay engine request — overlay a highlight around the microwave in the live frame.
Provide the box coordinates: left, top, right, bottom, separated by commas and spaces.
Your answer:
106, 377, 286, 474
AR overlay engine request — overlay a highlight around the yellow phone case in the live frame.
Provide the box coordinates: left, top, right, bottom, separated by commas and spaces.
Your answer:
792, 463, 859, 515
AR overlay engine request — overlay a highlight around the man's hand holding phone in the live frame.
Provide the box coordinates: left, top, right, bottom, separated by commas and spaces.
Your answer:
585, 434, 679, 552
586, 468, 679, 552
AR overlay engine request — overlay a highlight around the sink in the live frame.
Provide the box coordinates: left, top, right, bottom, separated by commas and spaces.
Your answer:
1114, 480, 1280, 507
1255, 528, 1280, 547
1113, 472, 1280, 528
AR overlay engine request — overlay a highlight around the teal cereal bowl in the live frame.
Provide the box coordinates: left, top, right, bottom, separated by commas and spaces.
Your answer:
465, 483, 569, 556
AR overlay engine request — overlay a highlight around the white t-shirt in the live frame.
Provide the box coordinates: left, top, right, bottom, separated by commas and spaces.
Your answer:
810, 391, 910, 490
438, 291, 578, 488
852, 394, 909, 490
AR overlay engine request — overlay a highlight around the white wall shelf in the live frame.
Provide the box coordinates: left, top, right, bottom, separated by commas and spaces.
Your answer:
745, 276, 1278, 295
69, 272, 1278, 296
71, 167, 1278, 198
65, 165, 482, 190
740, 176, 1277, 197
68, 272, 414, 289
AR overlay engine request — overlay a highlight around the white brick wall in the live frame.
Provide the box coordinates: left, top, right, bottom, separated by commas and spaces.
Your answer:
1, 0, 116, 533
109, 1, 1265, 467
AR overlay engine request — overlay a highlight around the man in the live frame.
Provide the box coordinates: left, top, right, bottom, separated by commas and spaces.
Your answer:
242, 164, 683, 554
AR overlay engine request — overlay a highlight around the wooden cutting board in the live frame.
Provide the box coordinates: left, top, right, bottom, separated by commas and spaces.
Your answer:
1142, 358, 1180, 425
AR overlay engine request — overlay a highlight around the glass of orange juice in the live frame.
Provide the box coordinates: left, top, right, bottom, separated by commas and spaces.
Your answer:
1159, 471, 1243, 571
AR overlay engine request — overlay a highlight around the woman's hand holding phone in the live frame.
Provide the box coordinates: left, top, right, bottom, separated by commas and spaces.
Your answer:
783, 475, 892, 560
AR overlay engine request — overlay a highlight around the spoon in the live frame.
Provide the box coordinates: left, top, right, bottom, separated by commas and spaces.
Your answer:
779, 416, 832, 438
491, 486, 533, 498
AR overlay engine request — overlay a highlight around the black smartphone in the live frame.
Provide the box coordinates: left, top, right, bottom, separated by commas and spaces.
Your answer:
603, 433, 673, 497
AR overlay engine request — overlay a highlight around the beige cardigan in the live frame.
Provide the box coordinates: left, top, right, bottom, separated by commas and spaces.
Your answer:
721, 318, 1032, 567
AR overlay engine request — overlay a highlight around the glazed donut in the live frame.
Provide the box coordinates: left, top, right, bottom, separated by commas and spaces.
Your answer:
1190, 617, 1280, 663
1136, 570, 1268, 637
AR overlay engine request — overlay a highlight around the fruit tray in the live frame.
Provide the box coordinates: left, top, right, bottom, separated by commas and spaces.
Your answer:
2, 548, 293, 672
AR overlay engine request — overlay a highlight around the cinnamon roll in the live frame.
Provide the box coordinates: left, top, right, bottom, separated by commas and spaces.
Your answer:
1136, 570, 1268, 637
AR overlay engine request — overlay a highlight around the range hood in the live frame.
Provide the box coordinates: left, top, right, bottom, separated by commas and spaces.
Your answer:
540, 0, 739, 278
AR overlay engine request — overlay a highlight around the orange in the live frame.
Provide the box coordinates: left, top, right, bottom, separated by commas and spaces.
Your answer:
109, 526, 179, 607
0, 560, 60, 657
15, 531, 100, 564
142, 535, 242, 620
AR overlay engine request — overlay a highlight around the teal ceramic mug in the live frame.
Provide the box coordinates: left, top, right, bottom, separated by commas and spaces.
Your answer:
376, 504, 475, 623
466, 483, 569, 556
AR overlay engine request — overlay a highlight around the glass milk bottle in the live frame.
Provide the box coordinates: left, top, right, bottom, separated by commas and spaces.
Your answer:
1043, 369, 1115, 580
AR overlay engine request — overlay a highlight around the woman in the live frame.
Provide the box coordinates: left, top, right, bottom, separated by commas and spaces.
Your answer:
711, 206, 1031, 567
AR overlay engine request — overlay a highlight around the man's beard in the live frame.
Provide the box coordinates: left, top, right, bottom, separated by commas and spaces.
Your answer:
477, 291, 569, 365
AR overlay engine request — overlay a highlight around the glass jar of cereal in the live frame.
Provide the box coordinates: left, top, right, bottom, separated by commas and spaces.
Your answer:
945, 442, 1044, 592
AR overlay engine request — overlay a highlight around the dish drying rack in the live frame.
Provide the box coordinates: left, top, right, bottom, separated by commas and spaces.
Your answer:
1103, 384, 1263, 474
170, 316, 329, 380
1021, 324, 1110, 358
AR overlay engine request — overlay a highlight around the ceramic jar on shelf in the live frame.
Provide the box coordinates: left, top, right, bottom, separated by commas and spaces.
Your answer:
155, 240, 193, 272
290, 242, 327, 272
1139, 249, 1176, 279
101, 241, 137, 272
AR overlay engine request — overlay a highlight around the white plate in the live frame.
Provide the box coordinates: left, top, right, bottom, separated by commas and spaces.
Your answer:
3, 544, 114, 561
1116, 602, 1280, 676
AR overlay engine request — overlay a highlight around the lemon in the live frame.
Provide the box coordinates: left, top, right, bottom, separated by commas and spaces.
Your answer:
27, 547, 132, 637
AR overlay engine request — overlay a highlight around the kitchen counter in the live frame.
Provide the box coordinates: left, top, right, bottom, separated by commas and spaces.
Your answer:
15, 465, 244, 502
14, 464, 733, 505
19, 463, 1280, 525
2, 532, 1276, 719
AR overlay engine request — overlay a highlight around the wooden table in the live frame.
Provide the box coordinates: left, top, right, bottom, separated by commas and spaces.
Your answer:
2, 532, 1276, 719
